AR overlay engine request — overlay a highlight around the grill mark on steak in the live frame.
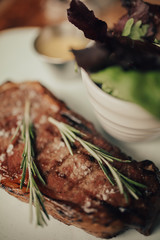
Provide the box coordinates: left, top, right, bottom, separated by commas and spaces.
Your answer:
61, 111, 92, 133
0, 81, 160, 239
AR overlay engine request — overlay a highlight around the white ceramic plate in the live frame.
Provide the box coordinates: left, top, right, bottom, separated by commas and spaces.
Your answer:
0, 27, 160, 240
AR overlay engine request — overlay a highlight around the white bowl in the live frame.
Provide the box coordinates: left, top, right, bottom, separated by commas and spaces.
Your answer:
81, 69, 160, 142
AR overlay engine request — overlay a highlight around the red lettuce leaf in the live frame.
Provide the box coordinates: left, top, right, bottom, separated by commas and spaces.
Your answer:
114, 0, 160, 40
67, 0, 108, 42
72, 38, 160, 73
67, 0, 160, 73
72, 43, 110, 73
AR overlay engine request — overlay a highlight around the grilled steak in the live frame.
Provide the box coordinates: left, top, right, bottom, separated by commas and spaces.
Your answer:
0, 81, 160, 239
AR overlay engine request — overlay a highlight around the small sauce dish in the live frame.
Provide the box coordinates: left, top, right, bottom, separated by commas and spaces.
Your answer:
33, 21, 89, 65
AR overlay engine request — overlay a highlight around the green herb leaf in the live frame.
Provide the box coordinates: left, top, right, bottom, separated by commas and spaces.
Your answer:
122, 18, 134, 37
11, 100, 49, 226
154, 38, 160, 47
122, 18, 149, 41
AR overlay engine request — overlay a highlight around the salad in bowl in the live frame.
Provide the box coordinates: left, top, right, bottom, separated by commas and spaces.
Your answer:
67, 0, 160, 142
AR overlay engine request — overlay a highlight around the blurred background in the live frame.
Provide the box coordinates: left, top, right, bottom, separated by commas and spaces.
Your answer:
0, 0, 121, 30
0, 0, 159, 31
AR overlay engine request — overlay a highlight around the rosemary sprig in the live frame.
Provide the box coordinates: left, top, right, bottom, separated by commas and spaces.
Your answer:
12, 100, 49, 226
48, 117, 146, 201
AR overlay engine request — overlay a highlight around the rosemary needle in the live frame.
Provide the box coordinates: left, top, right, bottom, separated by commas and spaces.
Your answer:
12, 100, 49, 226
48, 117, 146, 201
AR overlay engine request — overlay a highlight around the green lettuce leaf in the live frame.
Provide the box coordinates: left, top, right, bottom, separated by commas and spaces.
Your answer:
91, 66, 160, 119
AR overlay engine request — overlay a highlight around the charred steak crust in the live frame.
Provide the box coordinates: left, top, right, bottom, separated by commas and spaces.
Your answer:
0, 81, 160, 238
